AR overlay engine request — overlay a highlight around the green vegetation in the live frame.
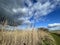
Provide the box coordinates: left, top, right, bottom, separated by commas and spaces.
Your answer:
51, 33, 60, 45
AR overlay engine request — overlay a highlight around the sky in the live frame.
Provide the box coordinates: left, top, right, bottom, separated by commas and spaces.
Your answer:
35, 7, 60, 27
0, 0, 60, 30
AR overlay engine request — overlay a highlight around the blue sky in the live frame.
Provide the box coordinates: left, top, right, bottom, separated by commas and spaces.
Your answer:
35, 7, 60, 28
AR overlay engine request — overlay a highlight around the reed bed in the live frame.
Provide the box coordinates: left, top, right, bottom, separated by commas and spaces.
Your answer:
1, 30, 56, 45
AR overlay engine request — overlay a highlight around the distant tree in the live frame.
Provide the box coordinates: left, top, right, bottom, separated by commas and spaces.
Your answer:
0, 29, 2, 32
38, 28, 49, 32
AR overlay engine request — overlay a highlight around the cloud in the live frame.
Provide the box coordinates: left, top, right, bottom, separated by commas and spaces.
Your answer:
0, 0, 60, 27
0, 24, 15, 30
12, 8, 29, 14
48, 23, 60, 30
48, 23, 60, 27
49, 26, 60, 30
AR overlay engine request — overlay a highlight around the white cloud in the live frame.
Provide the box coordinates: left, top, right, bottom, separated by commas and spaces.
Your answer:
0, 24, 14, 30
48, 23, 60, 30
23, 20, 31, 24
18, 17, 26, 21
49, 26, 60, 30
18, 17, 31, 25
26, 1, 57, 22
12, 7, 29, 13
48, 23, 60, 27
12, 0, 60, 27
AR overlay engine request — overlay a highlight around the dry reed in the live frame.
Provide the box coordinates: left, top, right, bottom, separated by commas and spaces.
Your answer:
0, 30, 56, 45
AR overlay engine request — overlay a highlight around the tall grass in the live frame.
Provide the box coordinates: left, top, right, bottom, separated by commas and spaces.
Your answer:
1, 30, 56, 45
51, 33, 60, 45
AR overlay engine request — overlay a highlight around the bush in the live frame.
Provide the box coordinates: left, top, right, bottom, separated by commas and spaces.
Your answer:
38, 28, 49, 32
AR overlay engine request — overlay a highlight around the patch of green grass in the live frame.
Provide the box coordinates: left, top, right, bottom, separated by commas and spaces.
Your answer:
51, 33, 60, 45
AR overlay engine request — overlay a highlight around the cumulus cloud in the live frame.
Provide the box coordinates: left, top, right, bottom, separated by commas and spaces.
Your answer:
48, 23, 60, 27
12, 8, 29, 14
48, 23, 60, 30
0, 0, 60, 27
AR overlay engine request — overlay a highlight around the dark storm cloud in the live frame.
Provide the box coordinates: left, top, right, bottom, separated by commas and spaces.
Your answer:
0, 0, 25, 26
0, 8, 23, 26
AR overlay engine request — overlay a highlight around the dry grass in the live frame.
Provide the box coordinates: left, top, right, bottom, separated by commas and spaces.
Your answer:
0, 30, 56, 45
